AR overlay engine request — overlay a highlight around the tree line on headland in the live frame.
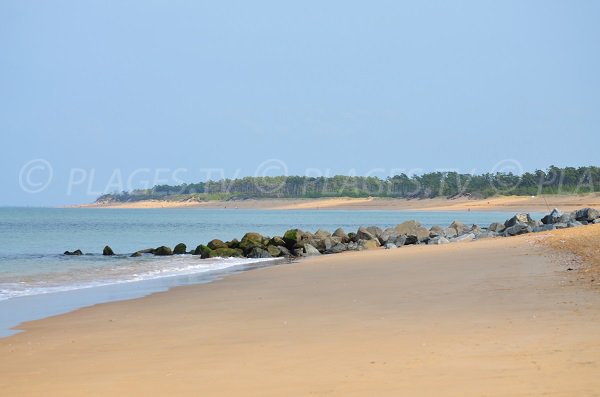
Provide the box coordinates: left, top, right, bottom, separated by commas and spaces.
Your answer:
96, 165, 600, 203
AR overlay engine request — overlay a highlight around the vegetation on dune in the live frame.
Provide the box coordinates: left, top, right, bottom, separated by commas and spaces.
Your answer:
96, 166, 600, 203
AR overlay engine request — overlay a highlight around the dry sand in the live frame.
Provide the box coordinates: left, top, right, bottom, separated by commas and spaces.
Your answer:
1, 226, 599, 396
76, 194, 600, 212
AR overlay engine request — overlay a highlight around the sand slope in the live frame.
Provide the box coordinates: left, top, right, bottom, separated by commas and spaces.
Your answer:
75, 194, 600, 212
1, 228, 599, 396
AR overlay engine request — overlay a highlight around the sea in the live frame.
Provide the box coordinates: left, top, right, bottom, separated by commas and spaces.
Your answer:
0, 207, 543, 337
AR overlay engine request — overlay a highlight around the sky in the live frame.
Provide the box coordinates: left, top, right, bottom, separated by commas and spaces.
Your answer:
1, 0, 599, 206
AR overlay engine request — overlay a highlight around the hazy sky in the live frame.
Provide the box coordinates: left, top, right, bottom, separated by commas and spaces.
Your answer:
1, 1, 599, 206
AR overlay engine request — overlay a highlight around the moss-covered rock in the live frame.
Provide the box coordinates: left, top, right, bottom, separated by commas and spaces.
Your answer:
283, 229, 304, 248
173, 243, 187, 255
226, 239, 240, 249
207, 239, 228, 250
208, 247, 243, 258
239, 232, 266, 254
102, 245, 114, 256
193, 244, 213, 259
154, 246, 173, 256
269, 236, 286, 247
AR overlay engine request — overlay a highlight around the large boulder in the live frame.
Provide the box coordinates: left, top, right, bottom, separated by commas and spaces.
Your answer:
504, 213, 536, 228
326, 243, 348, 254
429, 225, 444, 238
247, 247, 272, 258
449, 220, 469, 235
283, 229, 304, 249
356, 226, 379, 241
366, 226, 383, 241
154, 246, 173, 256
269, 236, 286, 247
332, 228, 350, 243
207, 239, 228, 250
395, 220, 429, 244
173, 243, 187, 255
503, 224, 532, 237
452, 233, 475, 242
193, 244, 212, 258
266, 245, 283, 257
358, 239, 380, 250
208, 247, 243, 258
102, 245, 114, 256
541, 208, 562, 225
239, 232, 266, 254
428, 236, 450, 245
314, 229, 332, 239
575, 208, 600, 222
303, 244, 321, 256
488, 222, 505, 233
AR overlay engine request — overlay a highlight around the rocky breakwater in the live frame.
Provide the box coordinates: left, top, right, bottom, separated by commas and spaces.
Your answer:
64, 207, 600, 260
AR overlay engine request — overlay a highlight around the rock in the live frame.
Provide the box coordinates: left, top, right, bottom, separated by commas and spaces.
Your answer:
575, 208, 600, 222
102, 245, 114, 256
226, 239, 240, 249
541, 208, 562, 224
138, 248, 155, 254
247, 247, 272, 258
559, 213, 575, 223
503, 224, 532, 237
64, 249, 83, 256
504, 213, 536, 228
193, 244, 212, 258
347, 241, 359, 250
333, 228, 350, 243
269, 236, 286, 247
278, 246, 292, 257
207, 239, 228, 250
314, 236, 334, 253
130, 251, 142, 257
326, 243, 348, 254
293, 248, 304, 257
452, 233, 475, 242
449, 220, 469, 235
358, 239, 380, 250
208, 247, 243, 258
428, 236, 450, 245
554, 222, 569, 229
429, 225, 444, 238
475, 231, 498, 239
154, 246, 173, 256
394, 220, 429, 244
173, 243, 187, 255
470, 224, 482, 235
303, 244, 321, 256
533, 224, 556, 232
366, 226, 383, 241
380, 228, 400, 244
283, 229, 304, 249
384, 242, 397, 249
391, 235, 407, 246
267, 245, 283, 257
567, 221, 583, 228
314, 229, 331, 239
443, 227, 458, 238
356, 226, 379, 241
488, 222, 505, 233
347, 232, 357, 242
240, 232, 266, 253
594, 219, 600, 224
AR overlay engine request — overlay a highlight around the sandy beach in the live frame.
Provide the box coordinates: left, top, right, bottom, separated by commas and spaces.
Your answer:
1, 226, 599, 396
75, 194, 600, 212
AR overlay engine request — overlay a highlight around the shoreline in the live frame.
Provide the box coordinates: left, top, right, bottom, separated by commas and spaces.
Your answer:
71, 193, 600, 212
1, 227, 599, 396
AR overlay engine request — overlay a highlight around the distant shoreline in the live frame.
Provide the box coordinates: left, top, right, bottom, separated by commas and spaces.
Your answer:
71, 194, 600, 212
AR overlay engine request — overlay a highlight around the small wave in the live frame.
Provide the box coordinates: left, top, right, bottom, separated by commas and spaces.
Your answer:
0, 256, 275, 301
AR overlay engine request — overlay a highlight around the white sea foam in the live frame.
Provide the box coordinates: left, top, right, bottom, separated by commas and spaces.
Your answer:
0, 256, 276, 301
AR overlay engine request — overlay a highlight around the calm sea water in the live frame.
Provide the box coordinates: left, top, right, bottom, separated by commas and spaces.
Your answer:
0, 207, 541, 336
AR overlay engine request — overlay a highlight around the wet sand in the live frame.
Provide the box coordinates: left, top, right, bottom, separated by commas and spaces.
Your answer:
1, 226, 599, 396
